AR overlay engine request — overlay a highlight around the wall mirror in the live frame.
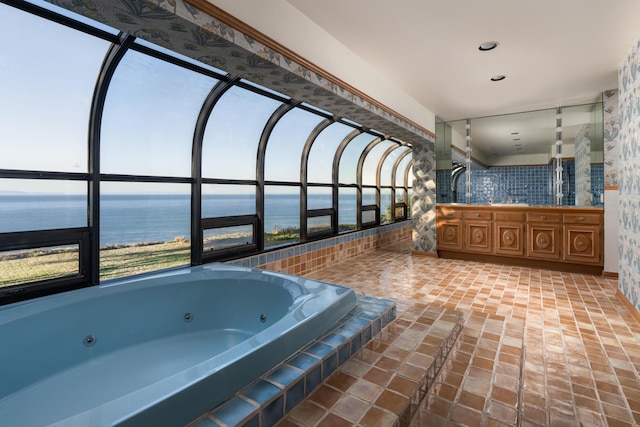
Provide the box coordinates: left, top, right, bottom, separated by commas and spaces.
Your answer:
436, 98, 604, 206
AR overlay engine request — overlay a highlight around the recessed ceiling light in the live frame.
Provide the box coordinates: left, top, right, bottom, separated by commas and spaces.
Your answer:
479, 41, 499, 51
491, 75, 506, 82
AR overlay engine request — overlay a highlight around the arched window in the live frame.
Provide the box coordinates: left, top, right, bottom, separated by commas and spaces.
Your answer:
307, 123, 355, 184
0, 0, 418, 303
380, 146, 411, 223
265, 108, 326, 183
101, 50, 218, 177
0, 3, 110, 173
202, 86, 282, 181
0, 2, 111, 293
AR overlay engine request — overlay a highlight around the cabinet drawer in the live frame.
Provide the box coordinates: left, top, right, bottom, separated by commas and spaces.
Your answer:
563, 213, 601, 225
463, 211, 493, 220
495, 212, 525, 222
436, 208, 463, 219
526, 213, 561, 223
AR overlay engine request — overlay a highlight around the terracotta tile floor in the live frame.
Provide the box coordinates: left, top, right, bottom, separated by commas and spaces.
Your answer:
281, 248, 640, 426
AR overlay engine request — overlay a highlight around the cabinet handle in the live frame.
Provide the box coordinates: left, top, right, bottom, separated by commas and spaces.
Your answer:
506, 236, 512, 241
541, 215, 546, 220
540, 239, 546, 243
447, 213, 453, 217
578, 241, 585, 246
476, 213, 481, 217
578, 216, 585, 221
446, 231, 453, 237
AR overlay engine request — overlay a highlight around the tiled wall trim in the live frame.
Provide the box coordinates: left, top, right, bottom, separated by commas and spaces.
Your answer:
190, 295, 397, 427
228, 221, 412, 276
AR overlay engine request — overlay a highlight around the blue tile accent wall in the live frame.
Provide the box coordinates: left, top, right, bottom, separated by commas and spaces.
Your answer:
436, 170, 453, 203
591, 164, 604, 206
448, 163, 604, 206
455, 165, 552, 205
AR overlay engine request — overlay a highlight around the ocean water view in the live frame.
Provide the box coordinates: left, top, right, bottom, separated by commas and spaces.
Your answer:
0, 193, 393, 245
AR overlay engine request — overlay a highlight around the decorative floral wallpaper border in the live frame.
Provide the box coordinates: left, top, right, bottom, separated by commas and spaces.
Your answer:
617, 41, 640, 311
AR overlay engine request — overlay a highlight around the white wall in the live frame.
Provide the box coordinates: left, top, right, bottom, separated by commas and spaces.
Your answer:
207, 0, 435, 133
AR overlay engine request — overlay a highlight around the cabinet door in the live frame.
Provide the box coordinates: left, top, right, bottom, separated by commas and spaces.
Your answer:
464, 222, 492, 253
494, 223, 524, 256
438, 220, 463, 250
526, 223, 560, 260
564, 225, 601, 264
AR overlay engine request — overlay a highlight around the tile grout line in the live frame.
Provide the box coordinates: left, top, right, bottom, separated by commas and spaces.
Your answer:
516, 341, 525, 427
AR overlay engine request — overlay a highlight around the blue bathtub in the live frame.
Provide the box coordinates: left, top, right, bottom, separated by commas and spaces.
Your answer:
0, 264, 357, 426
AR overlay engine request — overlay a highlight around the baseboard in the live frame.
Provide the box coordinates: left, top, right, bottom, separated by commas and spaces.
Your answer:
437, 250, 603, 275
616, 289, 640, 325
411, 250, 438, 258
603, 271, 619, 278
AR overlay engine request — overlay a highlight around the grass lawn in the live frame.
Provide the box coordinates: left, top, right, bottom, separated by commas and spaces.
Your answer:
0, 230, 305, 288
0, 224, 359, 289
0, 241, 191, 287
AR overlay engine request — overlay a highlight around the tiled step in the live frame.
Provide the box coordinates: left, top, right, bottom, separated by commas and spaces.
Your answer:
191, 302, 465, 427
278, 305, 465, 427
190, 295, 398, 427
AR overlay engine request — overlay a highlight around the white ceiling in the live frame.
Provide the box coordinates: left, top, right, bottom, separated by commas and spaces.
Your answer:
286, 0, 640, 122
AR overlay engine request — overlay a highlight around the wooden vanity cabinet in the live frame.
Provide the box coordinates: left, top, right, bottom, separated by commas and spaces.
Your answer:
436, 205, 603, 274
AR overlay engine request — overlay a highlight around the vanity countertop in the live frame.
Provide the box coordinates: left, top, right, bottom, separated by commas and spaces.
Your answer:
437, 203, 603, 211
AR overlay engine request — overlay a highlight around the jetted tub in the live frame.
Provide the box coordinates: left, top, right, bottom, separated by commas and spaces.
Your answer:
0, 264, 357, 426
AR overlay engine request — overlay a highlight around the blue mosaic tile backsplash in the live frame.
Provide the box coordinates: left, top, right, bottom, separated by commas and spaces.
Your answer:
439, 162, 604, 206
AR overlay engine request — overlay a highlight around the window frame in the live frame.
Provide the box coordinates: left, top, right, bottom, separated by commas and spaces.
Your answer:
201, 214, 259, 261
0, 0, 414, 305
0, 227, 91, 304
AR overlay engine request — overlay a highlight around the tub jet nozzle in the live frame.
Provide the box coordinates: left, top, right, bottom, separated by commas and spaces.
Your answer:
83, 335, 96, 347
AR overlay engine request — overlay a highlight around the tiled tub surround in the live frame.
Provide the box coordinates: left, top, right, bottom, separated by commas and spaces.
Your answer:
189, 295, 398, 426
0, 265, 359, 427
228, 221, 412, 276
190, 297, 465, 427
